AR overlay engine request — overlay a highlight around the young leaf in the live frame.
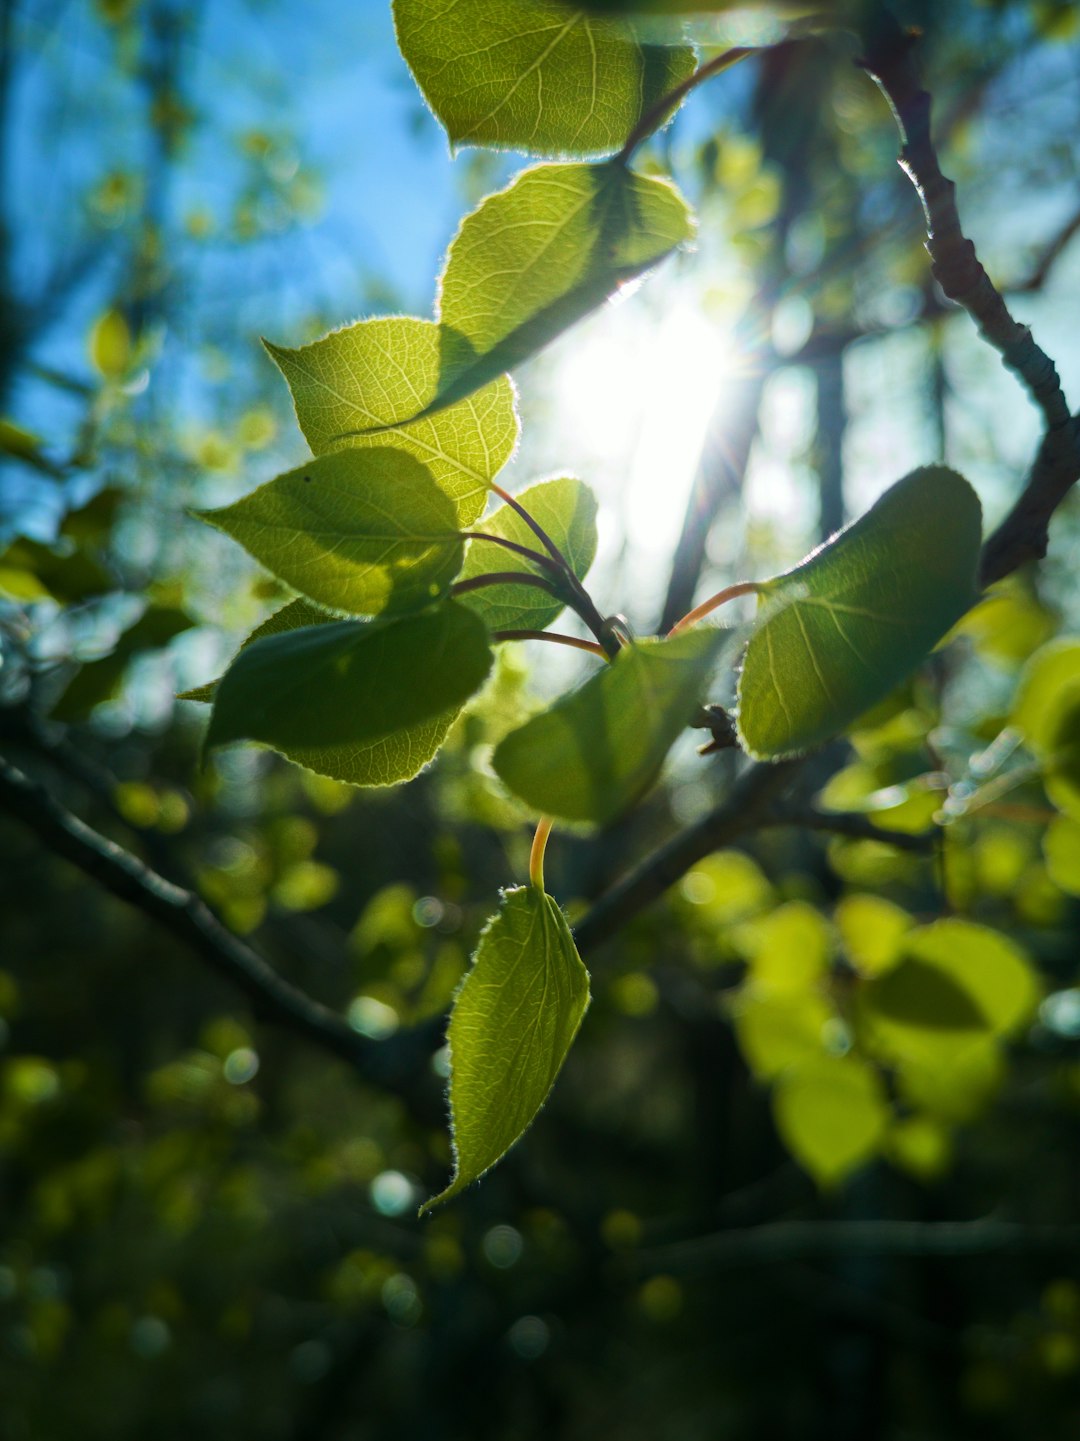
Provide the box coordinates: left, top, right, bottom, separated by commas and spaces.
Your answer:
265, 316, 518, 525
197, 449, 464, 619
434, 162, 694, 414
206, 601, 492, 786
737, 466, 982, 760
772, 1055, 888, 1189
492, 626, 726, 824
393, 0, 695, 158
458, 476, 598, 633
421, 886, 590, 1213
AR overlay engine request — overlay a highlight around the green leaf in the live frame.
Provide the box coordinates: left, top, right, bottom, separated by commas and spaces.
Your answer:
458, 477, 598, 632
1012, 637, 1080, 754
206, 601, 493, 787
1045, 814, 1080, 897
772, 1055, 888, 1188
393, 0, 695, 157
1043, 686, 1080, 821
434, 162, 694, 414
737, 467, 982, 760
860, 918, 1040, 1065
178, 598, 336, 704
421, 886, 590, 1213
492, 626, 726, 824
265, 317, 518, 525
198, 449, 464, 619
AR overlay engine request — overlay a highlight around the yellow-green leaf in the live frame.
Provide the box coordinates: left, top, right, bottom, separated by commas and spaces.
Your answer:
421, 886, 590, 1213
198, 449, 464, 618
772, 1055, 888, 1188
393, 0, 695, 157
265, 316, 518, 525
435, 162, 694, 413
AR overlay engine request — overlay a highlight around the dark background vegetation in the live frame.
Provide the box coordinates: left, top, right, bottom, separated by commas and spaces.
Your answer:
3, 1, 1080, 1437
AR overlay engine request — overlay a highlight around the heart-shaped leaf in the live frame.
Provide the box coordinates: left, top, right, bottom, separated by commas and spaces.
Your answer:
493, 625, 726, 824
198, 449, 464, 619
265, 316, 518, 525
737, 466, 982, 760
433, 162, 694, 414
394, 0, 695, 157
421, 885, 590, 1213
458, 477, 598, 633
206, 601, 492, 786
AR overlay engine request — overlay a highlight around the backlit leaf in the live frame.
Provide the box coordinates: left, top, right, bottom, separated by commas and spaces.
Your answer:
458, 476, 598, 633
1045, 815, 1080, 896
861, 918, 1039, 1066
492, 626, 726, 824
207, 601, 492, 786
198, 449, 463, 618
394, 0, 695, 157
265, 317, 518, 524
737, 467, 982, 760
772, 1055, 888, 1187
435, 162, 694, 413
1012, 637, 1080, 753
421, 886, 590, 1213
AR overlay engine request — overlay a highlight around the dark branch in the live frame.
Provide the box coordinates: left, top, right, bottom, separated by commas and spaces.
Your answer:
638, 1217, 1080, 1275
0, 756, 437, 1104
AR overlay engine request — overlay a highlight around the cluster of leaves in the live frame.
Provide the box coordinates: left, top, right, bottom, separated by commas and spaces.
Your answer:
186, 0, 1015, 1208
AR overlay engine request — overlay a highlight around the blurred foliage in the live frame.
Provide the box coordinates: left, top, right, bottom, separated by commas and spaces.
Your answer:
2, 1, 1080, 1440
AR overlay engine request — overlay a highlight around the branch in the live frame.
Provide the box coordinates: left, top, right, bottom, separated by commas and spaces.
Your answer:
858, 8, 1080, 584
858, 14, 1070, 432
0, 756, 437, 1103
574, 761, 799, 955
638, 1217, 1080, 1275
572, 768, 933, 958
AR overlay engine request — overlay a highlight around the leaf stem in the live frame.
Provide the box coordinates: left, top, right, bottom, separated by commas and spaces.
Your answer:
529, 816, 553, 891
451, 570, 563, 600
488, 481, 611, 648
460, 530, 566, 578
616, 47, 757, 166
491, 629, 608, 659
668, 581, 761, 634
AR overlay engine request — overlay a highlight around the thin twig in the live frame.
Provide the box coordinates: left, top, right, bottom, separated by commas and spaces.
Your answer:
491, 629, 607, 659
858, 12, 1070, 432
450, 570, 563, 601
460, 530, 566, 579
637, 1217, 1080, 1275
0, 756, 436, 1101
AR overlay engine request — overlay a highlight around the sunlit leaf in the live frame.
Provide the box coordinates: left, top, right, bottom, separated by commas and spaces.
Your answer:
1012, 637, 1080, 754
492, 626, 726, 824
834, 893, 912, 977
772, 1055, 888, 1187
421, 886, 590, 1213
861, 918, 1040, 1065
265, 317, 518, 524
730, 989, 832, 1081
207, 601, 492, 786
1045, 814, 1080, 897
731, 900, 830, 995
737, 467, 982, 760
393, 0, 695, 157
88, 307, 132, 379
435, 162, 694, 413
198, 449, 464, 618
458, 477, 598, 633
